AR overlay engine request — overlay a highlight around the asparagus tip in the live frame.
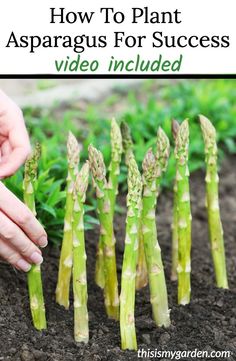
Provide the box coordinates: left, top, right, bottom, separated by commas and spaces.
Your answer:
74, 161, 90, 196
156, 127, 170, 171
127, 156, 142, 207
120, 121, 133, 151
88, 144, 106, 182
142, 148, 156, 182
24, 143, 41, 180
28, 142, 41, 161
67, 131, 80, 167
199, 115, 216, 141
111, 118, 123, 159
171, 119, 180, 140
175, 119, 189, 148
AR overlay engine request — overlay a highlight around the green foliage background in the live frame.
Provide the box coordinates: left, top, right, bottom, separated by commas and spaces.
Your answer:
4, 79, 236, 244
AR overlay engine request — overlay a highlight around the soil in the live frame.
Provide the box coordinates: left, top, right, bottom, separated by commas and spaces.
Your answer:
1, 157, 236, 361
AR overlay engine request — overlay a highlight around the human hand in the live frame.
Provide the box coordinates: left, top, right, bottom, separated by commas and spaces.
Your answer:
0, 89, 31, 178
0, 182, 47, 271
0, 90, 47, 271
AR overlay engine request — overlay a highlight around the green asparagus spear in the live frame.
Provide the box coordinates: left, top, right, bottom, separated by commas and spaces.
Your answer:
141, 128, 170, 327
23, 144, 47, 330
72, 162, 90, 343
88, 145, 119, 320
95, 119, 122, 289
120, 121, 134, 165
56, 132, 80, 309
173, 119, 192, 305
95, 240, 105, 289
199, 115, 228, 289
171, 120, 180, 281
108, 118, 123, 214
135, 229, 148, 290
120, 155, 142, 350
171, 180, 178, 282
94, 240, 105, 289
121, 121, 148, 290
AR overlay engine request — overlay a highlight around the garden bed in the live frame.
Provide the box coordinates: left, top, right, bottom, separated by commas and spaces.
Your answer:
0, 156, 236, 361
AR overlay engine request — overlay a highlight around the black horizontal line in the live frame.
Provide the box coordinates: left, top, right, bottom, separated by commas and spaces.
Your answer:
0, 74, 235, 79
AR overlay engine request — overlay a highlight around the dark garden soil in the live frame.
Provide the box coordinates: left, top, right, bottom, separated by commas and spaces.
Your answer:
1, 157, 236, 361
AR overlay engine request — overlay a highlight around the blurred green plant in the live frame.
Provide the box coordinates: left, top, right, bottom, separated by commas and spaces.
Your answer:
3, 79, 236, 245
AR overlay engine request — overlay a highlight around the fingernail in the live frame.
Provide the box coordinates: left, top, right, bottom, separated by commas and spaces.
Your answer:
16, 259, 31, 272
30, 252, 43, 265
38, 235, 48, 248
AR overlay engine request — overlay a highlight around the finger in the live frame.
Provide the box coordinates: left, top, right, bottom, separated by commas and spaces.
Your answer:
0, 140, 12, 164
0, 210, 43, 265
0, 147, 31, 179
0, 108, 31, 178
1, 139, 12, 157
0, 238, 31, 272
0, 182, 48, 248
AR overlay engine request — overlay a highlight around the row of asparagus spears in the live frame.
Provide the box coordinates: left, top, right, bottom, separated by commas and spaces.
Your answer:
24, 115, 228, 351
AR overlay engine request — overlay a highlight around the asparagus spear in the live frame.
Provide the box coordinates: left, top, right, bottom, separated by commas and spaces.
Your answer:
56, 132, 80, 309
88, 145, 119, 320
72, 162, 90, 343
141, 128, 170, 327
120, 155, 142, 350
171, 120, 180, 281
121, 121, 148, 290
108, 118, 123, 214
199, 115, 228, 288
120, 121, 134, 165
95, 119, 122, 289
173, 119, 192, 305
23, 143, 47, 330
135, 230, 148, 290
171, 180, 178, 282
94, 239, 105, 289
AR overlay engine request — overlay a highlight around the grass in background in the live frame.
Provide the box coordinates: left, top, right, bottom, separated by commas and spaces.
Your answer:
4, 79, 236, 245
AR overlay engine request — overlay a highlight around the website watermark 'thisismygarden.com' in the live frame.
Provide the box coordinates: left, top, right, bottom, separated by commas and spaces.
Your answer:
137, 348, 232, 360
